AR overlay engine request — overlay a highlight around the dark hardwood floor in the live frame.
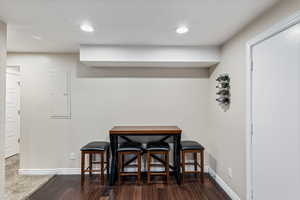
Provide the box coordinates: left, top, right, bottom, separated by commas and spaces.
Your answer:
28, 174, 230, 200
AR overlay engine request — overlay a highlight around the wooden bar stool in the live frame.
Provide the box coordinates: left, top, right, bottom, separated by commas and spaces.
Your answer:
180, 140, 205, 183
117, 142, 142, 184
146, 141, 170, 184
80, 141, 110, 185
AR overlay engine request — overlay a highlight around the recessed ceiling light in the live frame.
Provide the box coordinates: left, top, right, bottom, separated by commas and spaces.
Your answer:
80, 23, 94, 32
176, 25, 189, 34
32, 35, 42, 40
289, 25, 300, 36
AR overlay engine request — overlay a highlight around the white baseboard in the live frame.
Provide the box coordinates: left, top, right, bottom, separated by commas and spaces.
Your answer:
19, 169, 57, 175
56, 168, 81, 175
19, 168, 83, 175
207, 167, 241, 200
204, 165, 209, 173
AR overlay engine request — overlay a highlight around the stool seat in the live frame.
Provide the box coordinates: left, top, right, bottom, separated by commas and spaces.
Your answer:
80, 141, 110, 185
146, 141, 169, 151
118, 142, 142, 152
181, 140, 204, 150
146, 141, 170, 184
180, 140, 205, 184
117, 142, 142, 184
81, 141, 109, 151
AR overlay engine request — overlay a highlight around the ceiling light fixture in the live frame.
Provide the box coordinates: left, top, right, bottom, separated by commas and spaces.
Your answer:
32, 35, 42, 40
176, 25, 189, 34
80, 23, 94, 33
289, 25, 300, 36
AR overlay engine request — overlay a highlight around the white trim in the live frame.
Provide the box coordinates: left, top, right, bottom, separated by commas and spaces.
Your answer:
18, 169, 57, 175
204, 165, 209, 173
246, 9, 300, 200
248, 10, 300, 47
56, 168, 81, 175
246, 34, 254, 200
208, 167, 241, 200
19, 168, 85, 175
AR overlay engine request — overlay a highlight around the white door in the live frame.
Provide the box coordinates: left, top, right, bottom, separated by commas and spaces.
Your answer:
252, 23, 300, 199
5, 69, 20, 158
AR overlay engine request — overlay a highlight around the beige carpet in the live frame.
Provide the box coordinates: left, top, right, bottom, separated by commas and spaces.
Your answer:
4, 155, 54, 200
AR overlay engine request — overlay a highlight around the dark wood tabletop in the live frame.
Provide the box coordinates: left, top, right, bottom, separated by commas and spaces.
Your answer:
109, 126, 182, 135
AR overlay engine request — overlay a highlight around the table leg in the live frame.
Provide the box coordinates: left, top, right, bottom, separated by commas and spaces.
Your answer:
109, 135, 118, 185
174, 134, 181, 184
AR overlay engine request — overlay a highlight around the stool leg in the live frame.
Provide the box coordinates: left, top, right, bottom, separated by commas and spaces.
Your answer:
137, 152, 141, 185
200, 150, 204, 184
166, 152, 170, 184
106, 148, 110, 181
194, 152, 198, 177
147, 151, 151, 184
89, 153, 93, 176
101, 152, 104, 184
81, 152, 85, 185
122, 153, 125, 172
182, 150, 185, 183
118, 153, 122, 185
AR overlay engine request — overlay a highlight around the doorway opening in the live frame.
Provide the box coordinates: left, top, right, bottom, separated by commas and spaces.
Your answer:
4, 66, 53, 200
5, 66, 20, 159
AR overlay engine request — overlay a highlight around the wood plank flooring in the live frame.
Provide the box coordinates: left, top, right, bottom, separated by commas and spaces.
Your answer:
28, 174, 230, 200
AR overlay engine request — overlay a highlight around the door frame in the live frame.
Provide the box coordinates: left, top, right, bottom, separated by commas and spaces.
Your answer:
246, 10, 300, 200
5, 66, 20, 158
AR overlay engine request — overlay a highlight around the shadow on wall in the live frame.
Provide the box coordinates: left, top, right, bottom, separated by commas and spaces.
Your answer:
208, 153, 218, 175
76, 61, 210, 78
208, 64, 218, 78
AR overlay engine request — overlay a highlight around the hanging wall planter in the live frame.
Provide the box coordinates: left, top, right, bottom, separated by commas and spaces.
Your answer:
216, 74, 230, 109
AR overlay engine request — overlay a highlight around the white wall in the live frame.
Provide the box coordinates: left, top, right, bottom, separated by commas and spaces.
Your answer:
207, 0, 300, 199
0, 21, 7, 200
7, 53, 209, 170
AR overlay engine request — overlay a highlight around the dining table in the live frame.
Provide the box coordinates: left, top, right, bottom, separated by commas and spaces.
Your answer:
109, 126, 182, 185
